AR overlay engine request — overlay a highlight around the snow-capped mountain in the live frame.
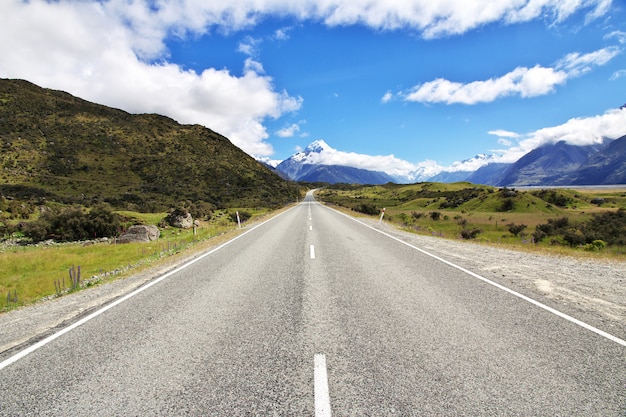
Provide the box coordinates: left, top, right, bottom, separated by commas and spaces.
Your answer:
276, 140, 395, 184
271, 135, 626, 186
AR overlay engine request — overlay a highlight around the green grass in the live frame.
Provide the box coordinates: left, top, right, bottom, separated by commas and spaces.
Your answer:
0, 208, 271, 312
318, 183, 626, 258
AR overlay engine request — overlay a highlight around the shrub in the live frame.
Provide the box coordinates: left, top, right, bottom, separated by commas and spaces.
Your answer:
498, 198, 515, 212
430, 211, 441, 221
563, 229, 586, 247
507, 223, 527, 237
353, 203, 379, 216
229, 210, 251, 223
20, 205, 120, 242
460, 228, 482, 240
584, 240, 607, 251
86, 204, 120, 238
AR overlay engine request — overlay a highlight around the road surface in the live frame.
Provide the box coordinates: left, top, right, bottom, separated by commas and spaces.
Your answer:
1, 191, 624, 415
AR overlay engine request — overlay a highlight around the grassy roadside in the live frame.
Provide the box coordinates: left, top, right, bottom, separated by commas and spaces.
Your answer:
0, 207, 277, 312
316, 183, 626, 260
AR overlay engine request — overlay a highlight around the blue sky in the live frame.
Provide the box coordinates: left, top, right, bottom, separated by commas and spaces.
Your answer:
2, 0, 626, 179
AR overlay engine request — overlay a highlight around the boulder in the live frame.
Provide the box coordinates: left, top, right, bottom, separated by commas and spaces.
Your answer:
118, 225, 160, 243
168, 212, 193, 229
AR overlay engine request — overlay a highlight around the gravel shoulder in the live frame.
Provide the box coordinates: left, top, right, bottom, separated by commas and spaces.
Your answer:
1, 209, 624, 358
363, 217, 625, 341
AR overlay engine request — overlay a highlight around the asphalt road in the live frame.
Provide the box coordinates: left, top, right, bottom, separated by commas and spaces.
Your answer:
1, 192, 624, 416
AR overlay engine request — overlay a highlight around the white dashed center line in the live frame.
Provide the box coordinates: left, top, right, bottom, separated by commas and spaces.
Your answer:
310, 245, 316, 259
314, 354, 332, 417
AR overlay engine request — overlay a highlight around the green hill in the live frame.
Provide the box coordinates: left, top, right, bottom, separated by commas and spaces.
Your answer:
0, 79, 298, 211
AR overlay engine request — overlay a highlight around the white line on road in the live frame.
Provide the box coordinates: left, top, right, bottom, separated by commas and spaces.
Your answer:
314, 354, 332, 417
310, 225, 313, 231
323, 203, 626, 348
310, 245, 316, 259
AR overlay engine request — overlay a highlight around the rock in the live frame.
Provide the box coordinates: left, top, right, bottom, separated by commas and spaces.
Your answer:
168, 212, 193, 229
118, 225, 160, 243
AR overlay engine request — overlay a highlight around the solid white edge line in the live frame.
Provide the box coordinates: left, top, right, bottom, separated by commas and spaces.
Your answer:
318, 201, 626, 348
314, 354, 332, 417
0, 204, 301, 371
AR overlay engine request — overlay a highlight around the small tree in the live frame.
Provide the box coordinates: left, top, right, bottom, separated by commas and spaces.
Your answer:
430, 211, 441, 221
460, 228, 481, 239
507, 223, 527, 237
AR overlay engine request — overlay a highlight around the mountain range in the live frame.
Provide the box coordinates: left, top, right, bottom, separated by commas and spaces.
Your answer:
274, 137, 626, 186
276, 141, 395, 184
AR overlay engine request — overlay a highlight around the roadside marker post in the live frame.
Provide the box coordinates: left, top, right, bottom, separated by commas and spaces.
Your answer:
379, 208, 386, 224
236, 211, 242, 228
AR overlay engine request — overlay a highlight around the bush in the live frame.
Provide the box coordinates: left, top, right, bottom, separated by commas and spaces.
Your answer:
498, 198, 514, 212
21, 205, 120, 242
353, 203, 379, 216
533, 210, 626, 247
507, 223, 527, 237
584, 240, 607, 251
563, 229, 586, 247
430, 211, 441, 221
229, 210, 251, 223
460, 228, 482, 240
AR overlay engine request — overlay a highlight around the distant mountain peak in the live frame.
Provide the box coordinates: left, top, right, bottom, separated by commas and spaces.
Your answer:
276, 140, 394, 184
304, 139, 331, 153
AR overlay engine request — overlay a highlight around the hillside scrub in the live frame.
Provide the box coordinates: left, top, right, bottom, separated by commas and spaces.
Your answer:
316, 182, 626, 256
0, 79, 301, 211
533, 208, 626, 247
20, 204, 121, 242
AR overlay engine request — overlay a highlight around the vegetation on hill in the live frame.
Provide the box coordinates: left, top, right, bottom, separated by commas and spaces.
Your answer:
317, 182, 626, 255
0, 79, 299, 213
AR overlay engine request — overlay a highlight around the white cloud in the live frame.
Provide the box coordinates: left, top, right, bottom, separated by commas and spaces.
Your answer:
276, 123, 301, 137
0, 0, 302, 157
488, 129, 520, 138
610, 69, 626, 80
405, 66, 568, 104
494, 108, 626, 162
238, 36, 262, 57
309, 0, 610, 38
404, 47, 621, 105
488, 130, 520, 147
605, 30, 626, 44
381, 91, 394, 103
556, 46, 621, 77
273, 27, 292, 41
0, 0, 614, 159
302, 141, 420, 178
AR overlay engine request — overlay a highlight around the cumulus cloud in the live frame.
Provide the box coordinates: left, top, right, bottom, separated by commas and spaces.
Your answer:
302, 141, 420, 178
404, 47, 620, 105
309, 0, 610, 38
494, 109, 626, 162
